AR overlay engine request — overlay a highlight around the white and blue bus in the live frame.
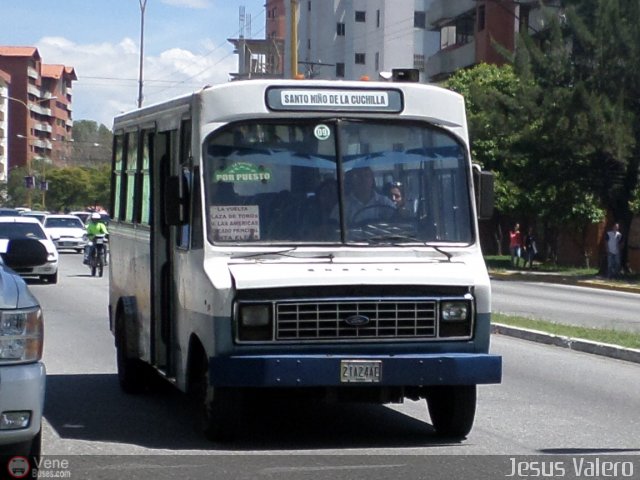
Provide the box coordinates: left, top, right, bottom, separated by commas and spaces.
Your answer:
108, 79, 501, 441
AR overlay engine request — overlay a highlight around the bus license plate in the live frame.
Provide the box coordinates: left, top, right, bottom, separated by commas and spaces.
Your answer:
340, 360, 381, 383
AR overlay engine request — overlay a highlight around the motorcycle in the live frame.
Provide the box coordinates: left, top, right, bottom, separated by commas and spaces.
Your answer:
87, 234, 107, 277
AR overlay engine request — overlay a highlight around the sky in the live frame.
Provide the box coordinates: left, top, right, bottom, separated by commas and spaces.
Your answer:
1, 0, 266, 127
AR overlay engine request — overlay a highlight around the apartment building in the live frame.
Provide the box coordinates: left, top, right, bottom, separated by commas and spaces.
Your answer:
0, 46, 76, 178
426, 0, 562, 81
290, 0, 439, 81
231, 0, 561, 83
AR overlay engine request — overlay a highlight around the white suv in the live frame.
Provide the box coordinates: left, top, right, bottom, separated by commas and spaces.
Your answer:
0, 237, 47, 465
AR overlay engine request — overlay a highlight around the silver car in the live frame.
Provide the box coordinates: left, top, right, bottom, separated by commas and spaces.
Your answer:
0, 237, 47, 465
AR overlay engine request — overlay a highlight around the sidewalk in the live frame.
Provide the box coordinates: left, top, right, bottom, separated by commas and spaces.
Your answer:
489, 269, 640, 365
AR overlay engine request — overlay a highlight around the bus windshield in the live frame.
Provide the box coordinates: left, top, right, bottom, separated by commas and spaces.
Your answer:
203, 120, 473, 245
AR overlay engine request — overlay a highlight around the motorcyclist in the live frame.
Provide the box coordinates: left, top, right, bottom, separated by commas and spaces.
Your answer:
84, 212, 109, 265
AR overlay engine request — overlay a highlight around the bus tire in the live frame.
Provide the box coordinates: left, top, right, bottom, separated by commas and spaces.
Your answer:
426, 385, 476, 439
115, 300, 148, 394
189, 348, 242, 442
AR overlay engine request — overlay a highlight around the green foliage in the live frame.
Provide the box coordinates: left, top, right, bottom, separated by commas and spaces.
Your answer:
71, 120, 112, 166
445, 64, 525, 216
5, 165, 111, 212
49, 166, 111, 212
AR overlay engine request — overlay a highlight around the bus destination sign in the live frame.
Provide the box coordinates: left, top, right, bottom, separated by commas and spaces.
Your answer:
266, 87, 403, 113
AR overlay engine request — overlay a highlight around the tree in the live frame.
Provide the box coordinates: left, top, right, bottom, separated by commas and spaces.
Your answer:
71, 120, 112, 166
445, 63, 525, 253
513, 1, 635, 267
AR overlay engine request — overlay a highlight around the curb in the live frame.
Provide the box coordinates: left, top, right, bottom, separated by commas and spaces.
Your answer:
492, 323, 640, 365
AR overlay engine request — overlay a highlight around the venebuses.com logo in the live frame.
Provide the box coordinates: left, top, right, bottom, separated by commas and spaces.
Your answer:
5, 456, 71, 478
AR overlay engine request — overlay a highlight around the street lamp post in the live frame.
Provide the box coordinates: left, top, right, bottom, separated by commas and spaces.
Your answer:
138, 0, 148, 108
0, 95, 58, 179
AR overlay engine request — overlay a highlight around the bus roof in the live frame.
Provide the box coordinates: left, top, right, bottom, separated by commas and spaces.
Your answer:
113, 79, 469, 142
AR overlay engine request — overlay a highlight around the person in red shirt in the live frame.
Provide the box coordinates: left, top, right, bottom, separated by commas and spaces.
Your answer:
509, 223, 523, 268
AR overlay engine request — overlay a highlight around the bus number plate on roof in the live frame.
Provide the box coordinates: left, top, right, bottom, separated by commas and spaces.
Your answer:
340, 360, 382, 383
266, 87, 403, 113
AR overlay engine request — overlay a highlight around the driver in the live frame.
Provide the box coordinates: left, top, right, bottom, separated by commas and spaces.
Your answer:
331, 167, 395, 223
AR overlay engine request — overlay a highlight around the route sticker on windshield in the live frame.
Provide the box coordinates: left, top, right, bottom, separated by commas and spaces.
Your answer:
314, 124, 331, 141
211, 205, 260, 241
214, 163, 271, 183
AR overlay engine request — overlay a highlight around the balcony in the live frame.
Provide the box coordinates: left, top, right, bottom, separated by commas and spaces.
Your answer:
33, 139, 50, 150
27, 84, 41, 98
27, 67, 38, 80
426, 40, 476, 80
426, 0, 476, 28
34, 122, 53, 134
30, 104, 53, 117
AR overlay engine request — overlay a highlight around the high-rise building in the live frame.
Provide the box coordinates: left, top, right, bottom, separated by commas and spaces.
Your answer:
291, 0, 440, 81
0, 46, 76, 177
233, 1, 561, 83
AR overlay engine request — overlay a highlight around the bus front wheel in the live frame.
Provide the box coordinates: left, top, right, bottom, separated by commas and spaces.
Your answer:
115, 308, 150, 394
189, 352, 243, 442
425, 385, 476, 439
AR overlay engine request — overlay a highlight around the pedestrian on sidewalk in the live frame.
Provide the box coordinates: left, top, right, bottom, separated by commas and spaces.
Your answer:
509, 223, 523, 268
605, 222, 622, 278
523, 227, 538, 269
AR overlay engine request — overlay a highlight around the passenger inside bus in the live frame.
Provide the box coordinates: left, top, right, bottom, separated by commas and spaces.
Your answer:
385, 181, 414, 218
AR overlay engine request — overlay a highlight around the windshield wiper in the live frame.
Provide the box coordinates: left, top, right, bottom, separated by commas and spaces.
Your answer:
366, 234, 421, 244
425, 244, 453, 262
365, 236, 453, 262
230, 248, 335, 262
231, 247, 298, 259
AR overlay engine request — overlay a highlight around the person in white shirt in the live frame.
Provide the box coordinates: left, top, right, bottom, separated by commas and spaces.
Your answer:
606, 222, 622, 278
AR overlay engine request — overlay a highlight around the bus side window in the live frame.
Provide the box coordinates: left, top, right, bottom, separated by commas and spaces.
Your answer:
177, 168, 191, 249
191, 167, 203, 249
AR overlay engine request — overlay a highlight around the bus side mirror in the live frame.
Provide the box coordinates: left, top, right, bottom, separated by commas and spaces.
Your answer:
473, 166, 494, 220
165, 175, 188, 226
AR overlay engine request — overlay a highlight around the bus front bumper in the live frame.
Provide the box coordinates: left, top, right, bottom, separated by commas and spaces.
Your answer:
209, 353, 502, 387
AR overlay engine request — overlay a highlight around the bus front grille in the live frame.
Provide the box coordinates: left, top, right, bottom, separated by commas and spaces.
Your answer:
275, 300, 437, 341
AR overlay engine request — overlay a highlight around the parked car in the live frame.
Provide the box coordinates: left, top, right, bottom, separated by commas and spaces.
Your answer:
0, 237, 47, 466
43, 214, 87, 253
0, 217, 59, 284
69, 211, 90, 225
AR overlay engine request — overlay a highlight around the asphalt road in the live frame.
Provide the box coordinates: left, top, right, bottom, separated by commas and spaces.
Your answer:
22, 253, 640, 478
491, 278, 640, 333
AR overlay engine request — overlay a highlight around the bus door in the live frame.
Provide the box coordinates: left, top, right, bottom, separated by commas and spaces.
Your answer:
151, 130, 176, 376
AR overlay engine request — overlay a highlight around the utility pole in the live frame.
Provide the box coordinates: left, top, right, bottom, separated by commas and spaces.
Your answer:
138, 0, 148, 108
290, 0, 299, 78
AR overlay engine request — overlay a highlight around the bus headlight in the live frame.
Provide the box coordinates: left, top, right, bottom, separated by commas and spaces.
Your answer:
0, 308, 43, 363
441, 301, 469, 322
238, 304, 272, 341
440, 301, 472, 338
